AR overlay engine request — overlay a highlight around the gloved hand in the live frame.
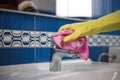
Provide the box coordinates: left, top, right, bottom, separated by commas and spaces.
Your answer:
59, 10, 120, 42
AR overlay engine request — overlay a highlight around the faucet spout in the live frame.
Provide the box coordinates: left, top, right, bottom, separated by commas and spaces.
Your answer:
49, 49, 79, 72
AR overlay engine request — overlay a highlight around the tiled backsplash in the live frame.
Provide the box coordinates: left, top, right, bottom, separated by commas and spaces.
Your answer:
88, 35, 120, 46
0, 29, 120, 48
0, 30, 54, 47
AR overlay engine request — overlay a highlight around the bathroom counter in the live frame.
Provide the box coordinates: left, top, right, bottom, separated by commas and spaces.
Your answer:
0, 59, 120, 80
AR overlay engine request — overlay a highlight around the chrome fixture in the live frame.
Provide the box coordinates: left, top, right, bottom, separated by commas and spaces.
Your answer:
49, 48, 79, 72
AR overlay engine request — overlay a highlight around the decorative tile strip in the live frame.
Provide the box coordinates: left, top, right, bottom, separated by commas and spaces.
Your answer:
0, 30, 54, 48
0, 29, 120, 48
87, 35, 120, 46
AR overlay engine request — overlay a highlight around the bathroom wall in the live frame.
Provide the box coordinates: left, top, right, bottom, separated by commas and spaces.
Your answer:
111, 0, 120, 12
0, 0, 120, 66
0, 9, 78, 65
0, 9, 120, 65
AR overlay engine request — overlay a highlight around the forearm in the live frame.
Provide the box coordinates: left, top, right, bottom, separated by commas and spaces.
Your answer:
58, 10, 120, 42
92, 10, 120, 34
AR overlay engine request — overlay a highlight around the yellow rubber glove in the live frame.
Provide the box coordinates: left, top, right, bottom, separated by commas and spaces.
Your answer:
59, 10, 120, 42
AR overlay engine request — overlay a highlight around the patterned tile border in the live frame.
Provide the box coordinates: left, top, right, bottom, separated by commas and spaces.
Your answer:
0, 29, 120, 48
87, 35, 120, 46
0, 30, 54, 48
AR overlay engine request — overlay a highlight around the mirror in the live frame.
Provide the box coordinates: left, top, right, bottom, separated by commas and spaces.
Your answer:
33, 0, 56, 15
0, 0, 113, 19
33, 0, 92, 19
0, 0, 92, 19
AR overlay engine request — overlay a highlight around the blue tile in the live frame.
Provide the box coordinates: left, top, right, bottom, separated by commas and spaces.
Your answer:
0, 11, 34, 30
35, 48, 51, 62
0, 48, 34, 65
111, 0, 120, 12
89, 46, 108, 62
36, 16, 77, 32
99, 30, 120, 35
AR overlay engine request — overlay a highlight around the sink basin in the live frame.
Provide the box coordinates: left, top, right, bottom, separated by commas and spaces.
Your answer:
0, 59, 120, 80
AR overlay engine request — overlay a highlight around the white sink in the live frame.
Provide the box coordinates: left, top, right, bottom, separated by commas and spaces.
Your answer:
0, 59, 120, 80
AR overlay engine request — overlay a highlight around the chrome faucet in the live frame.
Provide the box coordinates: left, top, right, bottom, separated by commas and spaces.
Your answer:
49, 48, 79, 72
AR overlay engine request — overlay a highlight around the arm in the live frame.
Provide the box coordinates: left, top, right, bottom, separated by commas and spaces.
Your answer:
59, 10, 120, 42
